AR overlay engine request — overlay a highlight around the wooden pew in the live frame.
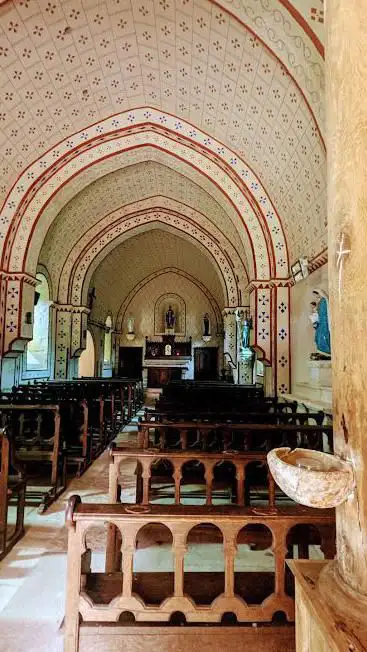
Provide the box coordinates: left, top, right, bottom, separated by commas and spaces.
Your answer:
12, 377, 143, 476
0, 427, 26, 560
108, 445, 276, 507
12, 384, 91, 477
64, 496, 335, 652
144, 408, 326, 425
0, 403, 65, 512
137, 421, 333, 453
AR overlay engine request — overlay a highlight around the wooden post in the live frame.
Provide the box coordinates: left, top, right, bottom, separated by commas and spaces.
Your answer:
327, 0, 367, 595
173, 532, 187, 598
236, 465, 245, 506
64, 522, 82, 652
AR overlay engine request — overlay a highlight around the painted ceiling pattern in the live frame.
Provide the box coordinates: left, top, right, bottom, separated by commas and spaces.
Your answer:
39, 160, 250, 291
54, 197, 248, 306
72, 211, 239, 307
90, 227, 226, 315
0, 0, 326, 268
7, 119, 278, 279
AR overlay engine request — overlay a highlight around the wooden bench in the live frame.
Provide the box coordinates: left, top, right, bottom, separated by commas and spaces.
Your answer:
108, 445, 276, 507
144, 409, 326, 425
155, 382, 294, 415
13, 384, 93, 474
0, 403, 65, 512
137, 421, 333, 453
0, 427, 26, 560
64, 497, 335, 652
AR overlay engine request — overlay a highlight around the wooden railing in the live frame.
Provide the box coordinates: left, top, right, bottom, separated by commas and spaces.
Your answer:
143, 408, 326, 424
109, 445, 276, 507
64, 497, 335, 652
137, 421, 333, 453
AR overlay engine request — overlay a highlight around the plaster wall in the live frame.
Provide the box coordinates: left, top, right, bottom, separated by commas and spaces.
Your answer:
290, 265, 329, 392
78, 330, 96, 378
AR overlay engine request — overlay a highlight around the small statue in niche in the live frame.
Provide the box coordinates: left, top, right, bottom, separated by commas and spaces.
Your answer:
127, 315, 135, 334
309, 289, 331, 360
165, 305, 175, 330
235, 309, 253, 349
203, 313, 210, 336
87, 287, 96, 311
164, 344, 172, 356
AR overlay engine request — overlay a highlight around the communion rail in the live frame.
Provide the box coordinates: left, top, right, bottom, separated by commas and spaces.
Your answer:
109, 445, 276, 507
64, 498, 335, 652
137, 421, 333, 453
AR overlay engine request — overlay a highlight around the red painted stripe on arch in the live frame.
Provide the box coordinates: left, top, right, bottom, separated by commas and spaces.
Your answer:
17, 136, 263, 279
56, 198, 250, 300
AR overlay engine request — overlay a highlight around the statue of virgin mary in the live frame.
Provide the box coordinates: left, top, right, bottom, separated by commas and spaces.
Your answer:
310, 289, 331, 358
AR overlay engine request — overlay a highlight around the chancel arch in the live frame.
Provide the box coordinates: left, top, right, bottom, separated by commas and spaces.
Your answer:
70, 217, 239, 310
116, 268, 223, 337
55, 196, 249, 307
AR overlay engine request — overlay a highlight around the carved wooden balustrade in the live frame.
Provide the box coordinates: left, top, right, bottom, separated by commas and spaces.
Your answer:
109, 445, 276, 507
64, 497, 335, 652
137, 420, 333, 453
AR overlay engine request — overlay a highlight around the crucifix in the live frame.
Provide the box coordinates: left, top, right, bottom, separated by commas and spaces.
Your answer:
336, 232, 351, 300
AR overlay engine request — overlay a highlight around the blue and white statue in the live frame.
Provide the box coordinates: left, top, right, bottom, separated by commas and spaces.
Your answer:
310, 289, 331, 359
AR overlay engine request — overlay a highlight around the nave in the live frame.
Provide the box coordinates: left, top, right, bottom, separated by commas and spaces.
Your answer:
1, 0, 367, 649
0, 383, 336, 652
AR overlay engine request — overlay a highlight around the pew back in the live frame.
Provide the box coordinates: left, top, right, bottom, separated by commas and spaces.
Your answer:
64, 497, 335, 652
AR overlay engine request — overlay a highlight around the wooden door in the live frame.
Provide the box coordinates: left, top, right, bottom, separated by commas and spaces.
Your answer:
194, 347, 218, 380
118, 347, 143, 379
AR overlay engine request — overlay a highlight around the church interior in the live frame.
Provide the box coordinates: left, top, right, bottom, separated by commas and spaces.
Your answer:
0, 0, 366, 650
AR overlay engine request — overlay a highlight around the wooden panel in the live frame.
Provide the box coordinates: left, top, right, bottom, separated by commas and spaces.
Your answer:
79, 624, 295, 652
289, 560, 367, 651
147, 367, 183, 388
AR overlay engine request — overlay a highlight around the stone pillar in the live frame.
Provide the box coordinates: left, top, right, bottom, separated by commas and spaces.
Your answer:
54, 304, 89, 379
327, 0, 367, 595
222, 308, 237, 380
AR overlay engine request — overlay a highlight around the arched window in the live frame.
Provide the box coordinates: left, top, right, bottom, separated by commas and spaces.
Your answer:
26, 273, 50, 371
78, 330, 95, 378
103, 315, 113, 377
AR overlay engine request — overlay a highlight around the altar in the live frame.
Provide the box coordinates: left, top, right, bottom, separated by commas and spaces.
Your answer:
143, 335, 191, 388
144, 365, 187, 388
143, 358, 189, 388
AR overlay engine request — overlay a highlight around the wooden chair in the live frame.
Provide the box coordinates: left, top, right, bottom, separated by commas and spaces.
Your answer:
0, 427, 26, 560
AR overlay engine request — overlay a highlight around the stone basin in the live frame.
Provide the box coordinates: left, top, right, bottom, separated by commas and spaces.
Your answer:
267, 447, 355, 508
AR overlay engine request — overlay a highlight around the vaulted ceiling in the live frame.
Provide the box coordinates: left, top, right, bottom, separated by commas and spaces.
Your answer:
0, 0, 326, 303
39, 159, 250, 298
90, 227, 226, 318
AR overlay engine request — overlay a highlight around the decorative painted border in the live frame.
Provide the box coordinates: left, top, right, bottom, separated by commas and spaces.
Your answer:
56, 198, 248, 306
69, 211, 240, 309
1, 110, 288, 280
